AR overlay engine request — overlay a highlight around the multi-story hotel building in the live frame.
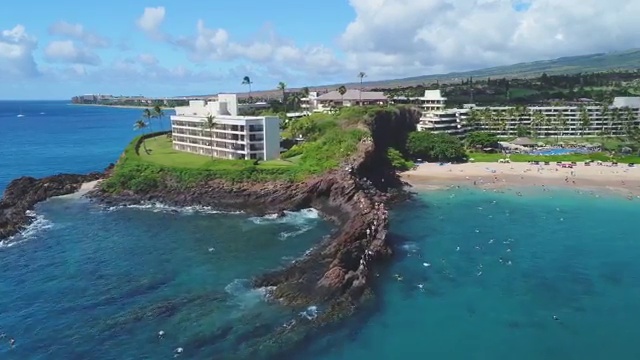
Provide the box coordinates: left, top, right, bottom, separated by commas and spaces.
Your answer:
416, 90, 640, 138
416, 90, 471, 136
170, 94, 281, 160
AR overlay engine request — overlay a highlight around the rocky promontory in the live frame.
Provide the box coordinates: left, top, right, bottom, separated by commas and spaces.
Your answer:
0, 172, 106, 240
0, 107, 420, 358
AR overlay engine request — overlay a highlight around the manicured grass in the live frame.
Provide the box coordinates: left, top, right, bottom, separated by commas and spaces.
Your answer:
468, 152, 640, 164
140, 136, 255, 170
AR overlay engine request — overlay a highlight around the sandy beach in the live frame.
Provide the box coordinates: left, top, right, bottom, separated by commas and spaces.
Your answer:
402, 162, 640, 198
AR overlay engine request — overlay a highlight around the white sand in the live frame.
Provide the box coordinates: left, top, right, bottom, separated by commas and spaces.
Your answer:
55, 180, 101, 199
402, 162, 640, 197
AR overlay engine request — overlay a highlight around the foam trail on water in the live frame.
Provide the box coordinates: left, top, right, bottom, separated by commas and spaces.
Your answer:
224, 279, 276, 308
0, 210, 53, 249
105, 202, 243, 215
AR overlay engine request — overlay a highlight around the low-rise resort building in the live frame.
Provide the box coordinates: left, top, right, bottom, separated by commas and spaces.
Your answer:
415, 90, 640, 138
170, 94, 281, 160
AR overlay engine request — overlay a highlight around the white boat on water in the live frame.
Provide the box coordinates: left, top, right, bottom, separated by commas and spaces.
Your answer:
17, 107, 25, 117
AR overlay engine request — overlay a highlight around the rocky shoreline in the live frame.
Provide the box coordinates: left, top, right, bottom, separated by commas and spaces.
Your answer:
0, 108, 419, 358
0, 172, 106, 240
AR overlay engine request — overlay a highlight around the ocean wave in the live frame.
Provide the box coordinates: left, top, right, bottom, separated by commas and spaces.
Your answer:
105, 202, 243, 215
249, 208, 319, 226
249, 208, 320, 239
224, 279, 275, 307
0, 210, 53, 249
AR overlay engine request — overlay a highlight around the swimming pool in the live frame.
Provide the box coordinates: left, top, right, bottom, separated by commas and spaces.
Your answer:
530, 147, 591, 156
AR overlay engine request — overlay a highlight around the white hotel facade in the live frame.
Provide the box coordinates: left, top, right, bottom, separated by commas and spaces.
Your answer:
416, 90, 640, 138
170, 94, 281, 160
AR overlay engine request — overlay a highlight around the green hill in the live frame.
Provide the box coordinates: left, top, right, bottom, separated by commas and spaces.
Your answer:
360, 49, 640, 88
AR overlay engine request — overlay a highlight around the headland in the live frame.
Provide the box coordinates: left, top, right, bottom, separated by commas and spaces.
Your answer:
0, 106, 419, 358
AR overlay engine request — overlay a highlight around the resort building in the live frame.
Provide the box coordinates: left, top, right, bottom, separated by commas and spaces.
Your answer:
417, 90, 471, 135
416, 91, 640, 138
314, 89, 389, 112
300, 91, 319, 113
170, 94, 281, 160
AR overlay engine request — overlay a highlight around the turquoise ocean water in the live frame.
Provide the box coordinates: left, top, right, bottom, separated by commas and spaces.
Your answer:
2, 101, 640, 359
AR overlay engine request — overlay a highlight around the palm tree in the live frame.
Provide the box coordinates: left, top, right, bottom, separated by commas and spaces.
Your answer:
600, 104, 609, 137
134, 119, 149, 152
467, 109, 482, 131
242, 76, 253, 100
531, 110, 545, 138
142, 108, 154, 133
288, 92, 302, 111
357, 72, 366, 103
338, 85, 347, 105
153, 104, 165, 131
481, 108, 493, 132
201, 114, 217, 160
556, 112, 567, 143
506, 107, 518, 136
579, 105, 591, 137
277, 82, 287, 113
611, 107, 621, 137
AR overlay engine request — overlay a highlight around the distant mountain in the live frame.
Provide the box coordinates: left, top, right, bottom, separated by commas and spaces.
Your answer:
204, 48, 640, 98
357, 48, 640, 88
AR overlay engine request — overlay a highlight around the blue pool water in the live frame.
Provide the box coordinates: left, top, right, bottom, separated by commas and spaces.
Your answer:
3, 101, 640, 359
530, 148, 591, 156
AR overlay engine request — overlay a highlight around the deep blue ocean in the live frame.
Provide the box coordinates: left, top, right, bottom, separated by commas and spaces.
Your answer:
2, 101, 640, 359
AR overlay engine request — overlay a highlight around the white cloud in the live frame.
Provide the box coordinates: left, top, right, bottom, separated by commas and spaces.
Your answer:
44, 40, 101, 65
0, 24, 39, 78
339, 0, 640, 78
169, 20, 343, 77
137, 6, 166, 39
137, 53, 158, 65
48, 21, 110, 48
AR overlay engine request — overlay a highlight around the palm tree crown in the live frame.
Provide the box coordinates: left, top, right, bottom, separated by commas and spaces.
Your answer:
242, 76, 253, 100
201, 114, 217, 160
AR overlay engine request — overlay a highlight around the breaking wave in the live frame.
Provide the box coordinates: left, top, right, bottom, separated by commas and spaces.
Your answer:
0, 210, 53, 249
249, 208, 321, 240
105, 202, 243, 215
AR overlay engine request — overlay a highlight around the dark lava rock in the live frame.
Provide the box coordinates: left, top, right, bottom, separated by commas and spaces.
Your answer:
0, 172, 104, 240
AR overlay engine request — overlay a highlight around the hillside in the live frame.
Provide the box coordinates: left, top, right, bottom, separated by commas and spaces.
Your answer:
234, 48, 640, 98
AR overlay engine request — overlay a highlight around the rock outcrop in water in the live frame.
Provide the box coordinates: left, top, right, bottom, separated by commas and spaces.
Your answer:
0, 172, 106, 240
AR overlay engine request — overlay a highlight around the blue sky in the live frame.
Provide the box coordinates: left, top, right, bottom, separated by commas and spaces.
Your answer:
1, 0, 638, 100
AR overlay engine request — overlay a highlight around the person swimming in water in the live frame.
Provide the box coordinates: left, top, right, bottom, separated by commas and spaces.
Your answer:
158, 330, 165, 339
9, 338, 15, 348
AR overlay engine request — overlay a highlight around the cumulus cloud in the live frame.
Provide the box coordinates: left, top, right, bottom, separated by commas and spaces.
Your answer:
169, 20, 342, 76
339, 0, 640, 78
44, 40, 101, 65
137, 6, 166, 39
0, 24, 39, 78
48, 21, 110, 48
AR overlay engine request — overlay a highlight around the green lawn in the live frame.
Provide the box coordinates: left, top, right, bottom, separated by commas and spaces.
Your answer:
139, 136, 295, 170
468, 152, 640, 164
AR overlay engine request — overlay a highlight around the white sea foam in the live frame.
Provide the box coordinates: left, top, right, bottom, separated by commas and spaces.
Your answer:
0, 211, 53, 249
105, 202, 242, 215
249, 208, 320, 240
224, 279, 275, 307
299, 305, 319, 320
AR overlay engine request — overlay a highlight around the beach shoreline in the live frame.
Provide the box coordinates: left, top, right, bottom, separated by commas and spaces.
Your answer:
401, 162, 640, 198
